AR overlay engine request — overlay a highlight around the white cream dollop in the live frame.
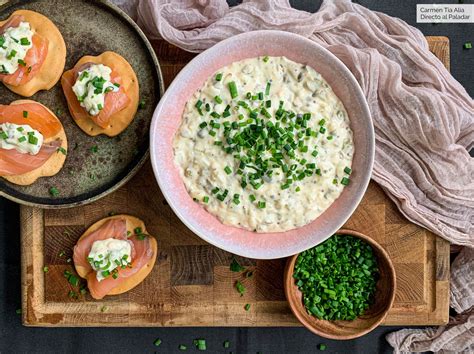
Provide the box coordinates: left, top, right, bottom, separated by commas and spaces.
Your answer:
0, 122, 43, 155
0, 21, 34, 74
87, 238, 132, 282
72, 64, 119, 116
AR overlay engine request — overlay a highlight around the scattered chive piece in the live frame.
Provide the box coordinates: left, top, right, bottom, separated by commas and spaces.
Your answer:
90, 145, 98, 153
195, 339, 206, 351
20, 37, 30, 45
223, 340, 230, 349
230, 258, 245, 272
228, 81, 238, 99
154, 338, 162, 347
214, 95, 223, 104
68, 275, 79, 287
463, 42, 472, 50
138, 100, 146, 109
318, 344, 327, 351
257, 201, 266, 209
224, 166, 232, 175
263, 55, 269, 62
202, 196, 209, 203
100, 306, 108, 312
344, 166, 352, 175
43, 266, 49, 273
97, 104, 103, 111
341, 177, 350, 185
16, 308, 22, 315
17, 59, 26, 66
244, 303, 251, 311
215, 73, 223, 81
178, 344, 187, 351
249, 195, 256, 202
235, 280, 246, 296
49, 187, 59, 197
23, 110, 28, 118
18, 136, 26, 143
57, 147, 67, 155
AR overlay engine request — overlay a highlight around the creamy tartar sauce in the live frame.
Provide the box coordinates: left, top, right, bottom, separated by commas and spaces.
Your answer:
0, 122, 43, 155
87, 238, 132, 281
173, 56, 354, 232
0, 22, 34, 74
72, 64, 119, 116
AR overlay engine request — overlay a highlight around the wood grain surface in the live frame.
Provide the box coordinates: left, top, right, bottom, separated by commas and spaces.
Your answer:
20, 36, 450, 327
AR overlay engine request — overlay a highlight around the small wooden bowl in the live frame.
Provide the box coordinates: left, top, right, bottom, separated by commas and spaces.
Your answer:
284, 229, 396, 340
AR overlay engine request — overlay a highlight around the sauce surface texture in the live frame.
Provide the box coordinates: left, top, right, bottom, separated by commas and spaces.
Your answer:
173, 56, 354, 232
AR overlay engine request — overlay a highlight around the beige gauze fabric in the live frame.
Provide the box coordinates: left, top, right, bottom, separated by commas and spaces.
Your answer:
111, 0, 474, 352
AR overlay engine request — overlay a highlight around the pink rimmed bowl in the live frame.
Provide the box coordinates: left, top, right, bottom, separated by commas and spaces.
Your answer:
150, 30, 374, 259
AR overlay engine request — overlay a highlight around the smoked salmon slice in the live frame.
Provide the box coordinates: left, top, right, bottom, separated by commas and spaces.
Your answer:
0, 102, 63, 176
61, 64, 130, 129
0, 140, 60, 176
0, 103, 62, 139
73, 218, 154, 300
0, 15, 49, 86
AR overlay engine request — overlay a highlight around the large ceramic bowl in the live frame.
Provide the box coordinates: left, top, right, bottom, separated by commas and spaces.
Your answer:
150, 30, 374, 259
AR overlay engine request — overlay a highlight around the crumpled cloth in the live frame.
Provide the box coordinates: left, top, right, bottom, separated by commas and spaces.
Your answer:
386, 247, 474, 354
111, 0, 474, 352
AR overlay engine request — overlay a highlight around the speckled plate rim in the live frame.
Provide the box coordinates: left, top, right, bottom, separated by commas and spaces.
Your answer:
0, 0, 165, 209
150, 30, 374, 259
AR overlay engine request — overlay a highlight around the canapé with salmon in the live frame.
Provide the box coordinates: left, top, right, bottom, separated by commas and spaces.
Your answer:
61, 51, 139, 137
73, 215, 157, 300
0, 100, 67, 185
0, 10, 66, 97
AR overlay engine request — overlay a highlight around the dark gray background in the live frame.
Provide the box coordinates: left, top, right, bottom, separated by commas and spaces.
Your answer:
1, 0, 472, 353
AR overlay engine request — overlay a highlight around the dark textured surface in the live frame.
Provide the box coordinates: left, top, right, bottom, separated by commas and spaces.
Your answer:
1, 0, 472, 353
0, 0, 162, 207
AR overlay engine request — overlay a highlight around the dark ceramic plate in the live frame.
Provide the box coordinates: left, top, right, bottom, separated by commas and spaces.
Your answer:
0, 0, 163, 208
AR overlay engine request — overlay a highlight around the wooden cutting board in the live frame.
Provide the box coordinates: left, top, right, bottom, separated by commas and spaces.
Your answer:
20, 36, 450, 327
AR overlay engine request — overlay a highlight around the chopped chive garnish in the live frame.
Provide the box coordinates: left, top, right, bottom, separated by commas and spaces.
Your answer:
341, 177, 350, 185
20, 37, 30, 45
257, 201, 266, 209
265, 81, 271, 95
319, 126, 326, 134
235, 280, 246, 296
154, 338, 162, 347
23, 111, 28, 118
28, 134, 38, 145
202, 196, 209, 203
223, 340, 230, 349
318, 343, 327, 351
18, 136, 26, 143
214, 95, 223, 104
224, 166, 232, 174
249, 195, 256, 202
90, 145, 98, 153
199, 122, 207, 129
263, 55, 269, 62
97, 104, 103, 111
43, 266, 49, 273
463, 42, 472, 50
344, 167, 352, 175
49, 187, 59, 197
244, 303, 251, 311
210, 111, 220, 119
194, 339, 206, 351
228, 81, 238, 98
215, 73, 223, 81
138, 99, 146, 109
178, 344, 187, 351
0, 131, 7, 139
6, 49, 17, 60
195, 100, 203, 109
230, 258, 244, 272
17, 59, 26, 66
327, 135, 333, 140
